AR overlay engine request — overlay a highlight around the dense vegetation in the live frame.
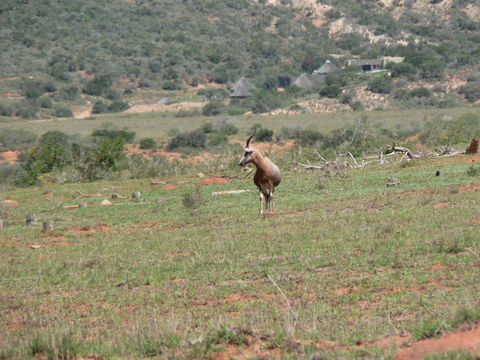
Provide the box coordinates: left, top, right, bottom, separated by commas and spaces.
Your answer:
0, 0, 479, 118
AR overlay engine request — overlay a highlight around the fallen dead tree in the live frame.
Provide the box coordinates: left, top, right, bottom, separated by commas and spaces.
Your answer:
297, 143, 468, 172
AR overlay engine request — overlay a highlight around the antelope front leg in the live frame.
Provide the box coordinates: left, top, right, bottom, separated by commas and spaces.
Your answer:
270, 193, 275, 213
259, 192, 264, 214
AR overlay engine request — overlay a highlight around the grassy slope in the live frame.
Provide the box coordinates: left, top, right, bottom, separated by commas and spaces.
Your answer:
1, 106, 477, 143
0, 152, 479, 358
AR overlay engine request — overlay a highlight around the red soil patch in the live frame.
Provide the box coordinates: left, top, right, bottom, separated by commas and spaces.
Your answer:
0, 150, 20, 164
200, 177, 229, 185
1, 199, 19, 207
163, 185, 177, 190
77, 70, 95, 79
430, 264, 448, 271
434, 202, 449, 209
42, 192, 53, 198
164, 251, 191, 257
468, 158, 480, 162
459, 184, 480, 193
395, 325, 480, 360
470, 217, 480, 223
334, 286, 358, 296
66, 224, 110, 233
212, 338, 281, 360
223, 293, 259, 305
358, 334, 411, 350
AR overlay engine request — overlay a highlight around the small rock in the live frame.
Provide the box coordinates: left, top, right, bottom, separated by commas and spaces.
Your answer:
196, 172, 205, 178
100, 199, 112, 206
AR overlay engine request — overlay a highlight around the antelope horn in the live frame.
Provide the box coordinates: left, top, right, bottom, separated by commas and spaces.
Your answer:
245, 134, 255, 148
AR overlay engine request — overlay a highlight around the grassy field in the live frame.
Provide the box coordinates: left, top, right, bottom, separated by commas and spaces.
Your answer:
1, 148, 479, 358
0, 106, 477, 143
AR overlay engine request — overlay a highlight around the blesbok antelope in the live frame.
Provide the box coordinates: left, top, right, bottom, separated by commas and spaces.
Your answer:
239, 135, 281, 214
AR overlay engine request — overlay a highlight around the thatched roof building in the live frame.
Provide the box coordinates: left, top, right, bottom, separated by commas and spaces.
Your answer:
313, 60, 339, 76
230, 77, 256, 98
291, 73, 314, 88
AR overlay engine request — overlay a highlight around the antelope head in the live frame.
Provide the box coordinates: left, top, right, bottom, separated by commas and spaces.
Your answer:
239, 134, 257, 167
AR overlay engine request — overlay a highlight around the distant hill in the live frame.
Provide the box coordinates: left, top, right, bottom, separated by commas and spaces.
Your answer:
0, 0, 479, 118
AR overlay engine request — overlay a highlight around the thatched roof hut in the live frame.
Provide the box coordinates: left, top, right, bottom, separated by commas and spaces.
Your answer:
313, 60, 339, 75
230, 77, 256, 98
291, 73, 314, 88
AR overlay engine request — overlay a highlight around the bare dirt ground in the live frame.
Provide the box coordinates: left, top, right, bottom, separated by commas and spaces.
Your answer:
0, 150, 20, 164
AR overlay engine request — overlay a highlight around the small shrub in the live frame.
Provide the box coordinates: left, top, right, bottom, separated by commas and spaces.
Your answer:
202, 100, 226, 116
108, 101, 129, 113
0, 129, 36, 151
0, 102, 14, 116
350, 101, 364, 111
91, 101, 108, 114
167, 129, 207, 151
174, 108, 201, 117
226, 105, 246, 115
92, 128, 136, 143
466, 165, 480, 177
424, 350, 478, 360
409, 87, 432, 98
412, 319, 445, 340
250, 123, 273, 142
182, 186, 209, 209
215, 119, 239, 135
139, 137, 156, 150
319, 85, 341, 98
368, 75, 393, 94
53, 104, 73, 118
37, 96, 53, 108
450, 305, 480, 328
209, 132, 228, 146
16, 103, 38, 119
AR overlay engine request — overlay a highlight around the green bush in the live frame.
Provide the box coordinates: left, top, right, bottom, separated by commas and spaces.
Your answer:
458, 81, 480, 103
174, 108, 201, 117
202, 100, 226, 116
37, 96, 53, 108
208, 132, 228, 146
250, 123, 273, 142
92, 128, 136, 143
409, 87, 432, 98
0, 129, 37, 151
91, 101, 109, 114
368, 75, 393, 94
139, 137, 156, 150
21, 79, 46, 99
16, 103, 39, 119
0, 103, 15, 116
167, 129, 207, 151
214, 119, 239, 135
108, 101, 129, 113
319, 85, 341, 98
53, 104, 73, 118
59, 86, 80, 101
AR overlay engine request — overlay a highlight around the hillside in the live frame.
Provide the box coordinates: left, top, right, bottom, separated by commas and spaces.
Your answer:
0, 0, 479, 119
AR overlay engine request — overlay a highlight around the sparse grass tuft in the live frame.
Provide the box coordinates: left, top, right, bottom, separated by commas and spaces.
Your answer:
450, 305, 480, 328
424, 350, 478, 360
182, 186, 209, 209
466, 165, 480, 177
412, 319, 446, 341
